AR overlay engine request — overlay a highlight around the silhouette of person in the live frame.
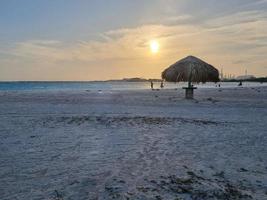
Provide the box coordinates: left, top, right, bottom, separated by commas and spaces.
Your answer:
150, 81, 154, 90
160, 80, 164, 89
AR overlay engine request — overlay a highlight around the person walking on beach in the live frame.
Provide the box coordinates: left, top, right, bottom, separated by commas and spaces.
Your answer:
150, 81, 154, 90
160, 80, 164, 89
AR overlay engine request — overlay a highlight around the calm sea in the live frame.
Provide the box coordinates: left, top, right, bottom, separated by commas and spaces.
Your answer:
0, 81, 265, 91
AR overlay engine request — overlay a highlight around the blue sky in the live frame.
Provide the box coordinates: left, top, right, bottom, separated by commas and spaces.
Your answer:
0, 0, 267, 80
0, 0, 170, 41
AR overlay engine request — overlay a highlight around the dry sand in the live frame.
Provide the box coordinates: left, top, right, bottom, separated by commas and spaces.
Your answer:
0, 87, 267, 199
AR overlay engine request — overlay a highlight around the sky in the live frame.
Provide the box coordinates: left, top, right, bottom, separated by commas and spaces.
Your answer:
0, 0, 267, 81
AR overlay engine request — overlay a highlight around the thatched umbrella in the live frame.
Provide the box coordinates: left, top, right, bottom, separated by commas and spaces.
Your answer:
162, 55, 219, 99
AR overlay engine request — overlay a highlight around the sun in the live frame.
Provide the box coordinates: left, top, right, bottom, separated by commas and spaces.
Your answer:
150, 40, 159, 53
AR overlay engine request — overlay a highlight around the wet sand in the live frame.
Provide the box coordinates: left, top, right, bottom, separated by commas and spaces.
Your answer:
0, 87, 267, 199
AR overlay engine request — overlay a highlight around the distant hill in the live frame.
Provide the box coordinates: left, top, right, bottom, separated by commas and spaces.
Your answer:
122, 78, 148, 82
106, 78, 162, 82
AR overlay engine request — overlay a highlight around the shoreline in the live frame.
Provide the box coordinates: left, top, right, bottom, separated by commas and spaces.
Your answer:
0, 84, 266, 94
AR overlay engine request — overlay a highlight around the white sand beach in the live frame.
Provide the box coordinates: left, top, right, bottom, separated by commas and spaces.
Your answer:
0, 86, 267, 200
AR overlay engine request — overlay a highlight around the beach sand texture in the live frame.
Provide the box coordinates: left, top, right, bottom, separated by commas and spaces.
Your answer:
0, 87, 267, 200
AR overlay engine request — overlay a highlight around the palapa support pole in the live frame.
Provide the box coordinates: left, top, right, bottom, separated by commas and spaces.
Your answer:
183, 87, 197, 99
183, 64, 197, 99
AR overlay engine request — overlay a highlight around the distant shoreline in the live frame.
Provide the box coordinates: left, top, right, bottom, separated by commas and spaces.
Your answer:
222, 77, 267, 82
0, 78, 161, 83
0, 77, 266, 83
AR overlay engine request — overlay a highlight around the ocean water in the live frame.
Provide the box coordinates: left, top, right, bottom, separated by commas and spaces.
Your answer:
0, 81, 265, 91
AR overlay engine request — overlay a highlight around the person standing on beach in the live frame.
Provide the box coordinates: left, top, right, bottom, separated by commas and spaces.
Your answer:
150, 81, 154, 90
160, 80, 164, 89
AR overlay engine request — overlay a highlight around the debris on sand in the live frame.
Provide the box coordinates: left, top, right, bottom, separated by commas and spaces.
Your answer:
102, 170, 253, 200
40, 115, 229, 128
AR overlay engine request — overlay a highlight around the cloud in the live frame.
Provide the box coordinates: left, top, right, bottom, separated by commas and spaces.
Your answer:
202, 10, 267, 29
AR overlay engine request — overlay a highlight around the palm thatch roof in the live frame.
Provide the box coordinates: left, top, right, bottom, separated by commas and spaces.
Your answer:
162, 56, 220, 83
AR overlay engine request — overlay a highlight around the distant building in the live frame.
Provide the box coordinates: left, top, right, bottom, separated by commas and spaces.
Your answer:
236, 75, 255, 80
